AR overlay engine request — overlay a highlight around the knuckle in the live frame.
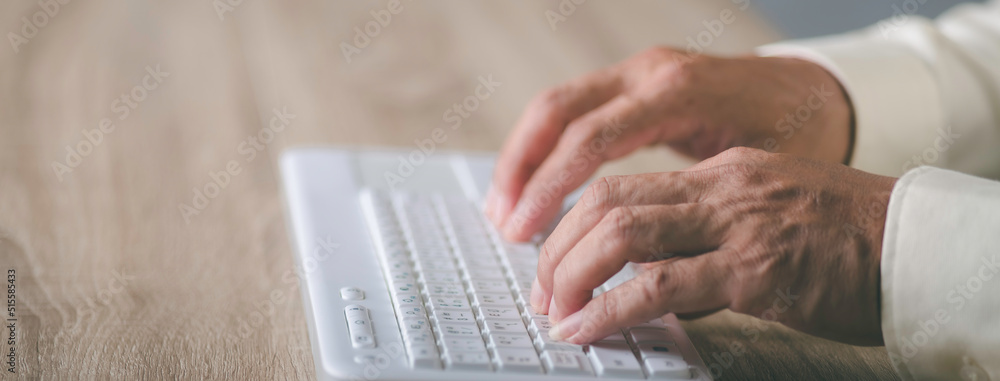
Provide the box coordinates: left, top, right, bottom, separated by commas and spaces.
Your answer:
530, 88, 563, 112
643, 267, 673, 303
538, 239, 561, 281
604, 206, 640, 248
563, 119, 600, 141
581, 176, 622, 214
719, 146, 764, 161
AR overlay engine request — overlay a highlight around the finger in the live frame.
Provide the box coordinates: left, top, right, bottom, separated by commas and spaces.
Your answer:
532, 172, 707, 314
548, 204, 725, 322
486, 66, 625, 226
500, 94, 665, 242
548, 250, 735, 344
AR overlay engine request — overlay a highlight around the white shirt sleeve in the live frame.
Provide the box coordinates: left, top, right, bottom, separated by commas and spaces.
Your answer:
754, 2, 1000, 380
757, 1, 1000, 179
882, 167, 1000, 380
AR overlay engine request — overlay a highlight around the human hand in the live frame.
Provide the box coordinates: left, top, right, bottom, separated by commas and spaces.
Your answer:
485, 47, 852, 242
531, 147, 894, 346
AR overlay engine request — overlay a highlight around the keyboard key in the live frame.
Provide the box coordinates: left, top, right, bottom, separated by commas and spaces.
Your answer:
628, 327, 674, 345
390, 282, 419, 295
408, 345, 442, 369
415, 258, 458, 272
444, 351, 492, 371
344, 305, 376, 349
398, 306, 426, 319
487, 332, 534, 348
540, 350, 594, 375
412, 249, 453, 261
636, 343, 683, 360
419, 271, 462, 284
482, 318, 528, 336
402, 330, 435, 347
528, 316, 553, 334
473, 292, 517, 308
509, 267, 536, 283
401, 317, 430, 331
478, 307, 521, 321
393, 292, 421, 308
436, 322, 480, 338
643, 357, 691, 379
423, 282, 465, 298
533, 332, 584, 353
588, 343, 643, 379
426, 296, 470, 310
431, 309, 476, 324
512, 279, 534, 295
441, 337, 487, 353
464, 267, 507, 281
599, 330, 629, 343
462, 256, 500, 268
340, 287, 365, 301
494, 348, 543, 373
468, 279, 510, 294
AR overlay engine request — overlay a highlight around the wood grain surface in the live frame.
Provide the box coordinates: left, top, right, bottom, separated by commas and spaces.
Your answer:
0, 1, 899, 380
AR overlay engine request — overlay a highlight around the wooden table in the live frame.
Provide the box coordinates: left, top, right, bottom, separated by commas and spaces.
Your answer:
0, 1, 899, 379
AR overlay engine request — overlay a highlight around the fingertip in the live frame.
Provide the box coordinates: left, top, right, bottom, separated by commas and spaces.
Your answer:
549, 310, 583, 342
529, 278, 543, 310
494, 192, 514, 228
483, 185, 498, 220
548, 299, 561, 323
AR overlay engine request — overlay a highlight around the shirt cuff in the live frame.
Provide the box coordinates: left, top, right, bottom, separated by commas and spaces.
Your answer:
757, 29, 945, 177
881, 166, 1000, 380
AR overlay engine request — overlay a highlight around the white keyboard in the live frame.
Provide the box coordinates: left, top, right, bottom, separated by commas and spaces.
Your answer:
358, 190, 702, 379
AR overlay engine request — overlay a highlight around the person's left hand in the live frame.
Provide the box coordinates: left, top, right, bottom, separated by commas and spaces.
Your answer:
532, 147, 896, 346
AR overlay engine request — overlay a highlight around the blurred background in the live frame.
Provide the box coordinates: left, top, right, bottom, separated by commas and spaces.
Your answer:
0, 0, 978, 379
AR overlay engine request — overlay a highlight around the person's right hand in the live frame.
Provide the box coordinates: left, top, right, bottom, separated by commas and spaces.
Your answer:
484, 47, 853, 242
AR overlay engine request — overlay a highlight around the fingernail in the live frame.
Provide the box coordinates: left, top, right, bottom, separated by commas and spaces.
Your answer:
548, 299, 561, 323
529, 278, 543, 310
548, 310, 583, 342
